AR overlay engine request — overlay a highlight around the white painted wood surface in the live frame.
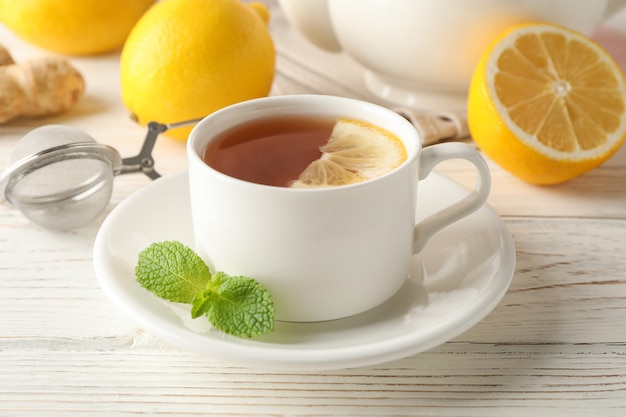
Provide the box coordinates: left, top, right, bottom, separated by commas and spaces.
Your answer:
1, 2, 626, 416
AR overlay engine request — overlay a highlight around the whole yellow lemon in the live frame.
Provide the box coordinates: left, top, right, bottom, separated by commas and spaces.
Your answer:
0, 0, 155, 55
120, 0, 275, 141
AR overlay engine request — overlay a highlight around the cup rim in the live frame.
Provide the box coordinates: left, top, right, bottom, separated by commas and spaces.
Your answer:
187, 94, 422, 191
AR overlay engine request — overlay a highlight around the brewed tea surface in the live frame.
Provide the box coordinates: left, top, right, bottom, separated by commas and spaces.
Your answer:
203, 115, 332, 187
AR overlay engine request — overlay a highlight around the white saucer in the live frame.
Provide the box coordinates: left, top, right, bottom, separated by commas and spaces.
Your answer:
93, 171, 515, 371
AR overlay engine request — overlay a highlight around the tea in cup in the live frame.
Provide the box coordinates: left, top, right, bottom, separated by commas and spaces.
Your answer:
187, 95, 491, 322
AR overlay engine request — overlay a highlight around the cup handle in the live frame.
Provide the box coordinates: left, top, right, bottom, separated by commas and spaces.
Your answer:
413, 142, 491, 254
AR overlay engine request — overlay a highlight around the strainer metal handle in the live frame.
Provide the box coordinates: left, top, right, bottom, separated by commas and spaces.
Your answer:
118, 118, 203, 179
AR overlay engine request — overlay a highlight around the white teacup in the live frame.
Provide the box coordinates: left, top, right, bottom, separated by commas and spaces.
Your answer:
278, 0, 626, 112
187, 95, 491, 322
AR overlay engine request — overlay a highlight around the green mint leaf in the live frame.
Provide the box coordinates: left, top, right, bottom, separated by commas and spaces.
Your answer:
201, 271, 275, 338
190, 290, 212, 319
135, 241, 275, 338
135, 241, 211, 304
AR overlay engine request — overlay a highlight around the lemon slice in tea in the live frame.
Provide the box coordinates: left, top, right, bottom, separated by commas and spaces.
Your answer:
290, 118, 407, 188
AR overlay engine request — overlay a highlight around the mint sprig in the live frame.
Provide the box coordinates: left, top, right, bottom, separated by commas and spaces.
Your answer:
135, 241, 274, 338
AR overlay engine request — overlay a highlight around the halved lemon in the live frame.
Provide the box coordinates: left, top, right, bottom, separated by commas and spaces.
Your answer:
468, 22, 626, 185
290, 118, 407, 188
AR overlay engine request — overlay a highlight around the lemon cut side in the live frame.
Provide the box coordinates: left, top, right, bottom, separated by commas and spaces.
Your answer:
468, 22, 626, 185
290, 119, 407, 188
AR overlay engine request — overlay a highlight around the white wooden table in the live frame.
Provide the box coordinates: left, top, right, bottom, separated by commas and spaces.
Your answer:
1, 2, 626, 415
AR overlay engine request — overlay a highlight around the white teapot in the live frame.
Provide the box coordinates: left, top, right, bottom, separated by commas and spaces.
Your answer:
278, 0, 626, 112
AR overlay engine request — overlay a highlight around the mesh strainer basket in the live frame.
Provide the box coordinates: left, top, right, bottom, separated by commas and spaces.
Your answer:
0, 119, 200, 231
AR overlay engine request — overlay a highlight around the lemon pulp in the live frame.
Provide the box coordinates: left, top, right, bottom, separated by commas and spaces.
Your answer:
290, 119, 407, 188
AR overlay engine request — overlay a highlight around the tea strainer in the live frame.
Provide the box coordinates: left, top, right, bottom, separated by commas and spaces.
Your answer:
0, 119, 200, 231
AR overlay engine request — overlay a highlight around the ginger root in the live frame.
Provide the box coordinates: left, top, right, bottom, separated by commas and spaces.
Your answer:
0, 45, 85, 124
0, 45, 14, 66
